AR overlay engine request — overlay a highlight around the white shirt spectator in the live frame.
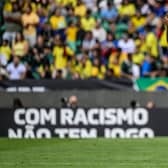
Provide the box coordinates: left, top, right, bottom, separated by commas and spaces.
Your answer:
0, 67, 8, 79
82, 39, 96, 50
141, 4, 151, 15
118, 39, 136, 54
0, 54, 7, 66
132, 64, 140, 79
82, 0, 97, 12
92, 27, 107, 42
7, 62, 26, 80
99, 0, 107, 9
114, 0, 122, 8
99, 0, 122, 9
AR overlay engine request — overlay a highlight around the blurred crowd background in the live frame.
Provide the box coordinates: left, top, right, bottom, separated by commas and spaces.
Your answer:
0, 0, 168, 80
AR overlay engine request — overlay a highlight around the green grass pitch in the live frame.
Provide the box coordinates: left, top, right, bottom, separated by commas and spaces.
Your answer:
0, 138, 168, 168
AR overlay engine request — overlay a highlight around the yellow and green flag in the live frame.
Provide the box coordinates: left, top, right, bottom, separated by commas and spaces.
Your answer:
135, 78, 168, 91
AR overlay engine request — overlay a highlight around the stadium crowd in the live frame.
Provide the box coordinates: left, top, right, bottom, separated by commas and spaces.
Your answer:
0, 0, 168, 80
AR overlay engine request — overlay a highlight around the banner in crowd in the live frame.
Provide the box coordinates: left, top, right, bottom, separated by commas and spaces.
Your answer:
0, 79, 133, 92
135, 78, 168, 91
0, 108, 168, 139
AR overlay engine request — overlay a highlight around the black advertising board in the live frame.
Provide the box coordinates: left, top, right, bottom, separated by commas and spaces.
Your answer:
0, 79, 132, 91
0, 108, 168, 139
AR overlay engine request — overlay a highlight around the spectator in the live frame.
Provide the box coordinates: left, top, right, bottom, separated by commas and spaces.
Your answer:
82, 31, 96, 51
52, 35, 74, 78
141, 54, 159, 77
22, 4, 39, 47
92, 20, 107, 42
108, 52, 121, 77
7, 56, 26, 80
82, 0, 97, 12
81, 9, 96, 31
158, 18, 168, 57
108, 48, 127, 77
136, 0, 151, 15
66, 6, 77, 25
36, 7, 49, 36
75, 0, 87, 17
100, 1, 118, 21
102, 32, 118, 51
121, 53, 140, 79
0, 67, 8, 80
0, 55, 8, 80
66, 21, 78, 52
145, 25, 158, 58
76, 52, 92, 79
132, 43, 145, 66
49, 8, 66, 40
131, 10, 147, 30
12, 32, 29, 59
33, 34, 45, 56
118, 0, 136, 16
38, 43, 53, 79
118, 34, 136, 54
151, 0, 166, 17
3, 1, 22, 42
91, 57, 106, 79
0, 39, 11, 65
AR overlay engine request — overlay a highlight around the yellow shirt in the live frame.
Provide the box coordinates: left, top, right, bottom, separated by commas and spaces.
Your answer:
139, 42, 147, 54
22, 12, 39, 35
53, 46, 73, 69
12, 41, 28, 57
22, 2, 37, 12
76, 60, 92, 79
4, 2, 12, 12
50, 16, 66, 30
63, 0, 76, 7
109, 52, 127, 66
119, 4, 136, 16
133, 53, 145, 65
108, 52, 128, 77
0, 46, 11, 61
92, 65, 106, 79
146, 32, 158, 57
110, 64, 121, 77
131, 17, 146, 29
75, 5, 87, 17
66, 26, 78, 42
4, 1, 40, 13
55, 0, 76, 7
81, 17, 96, 31
160, 27, 168, 47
